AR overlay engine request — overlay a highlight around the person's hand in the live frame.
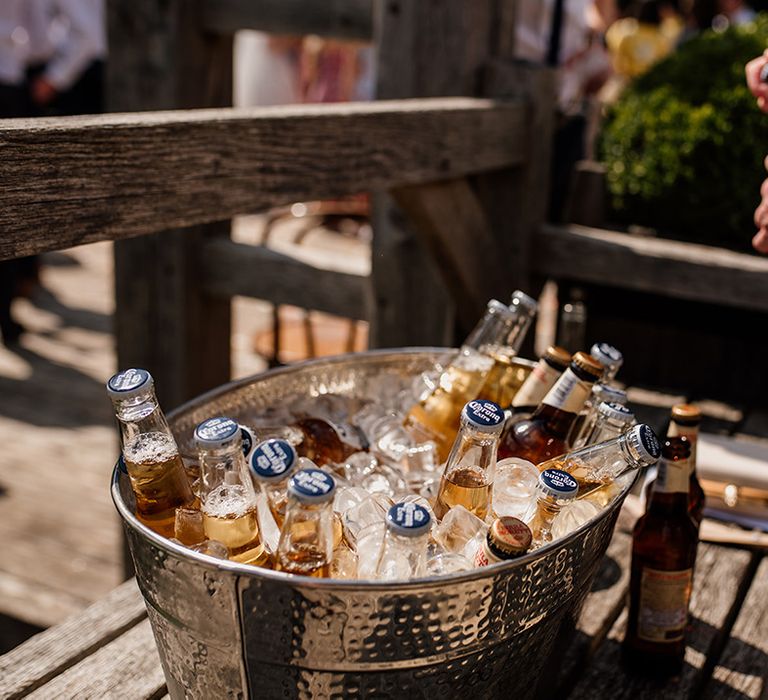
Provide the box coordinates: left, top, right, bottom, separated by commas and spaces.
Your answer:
754, 155, 768, 254
746, 50, 768, 113
31, 76, 57, 106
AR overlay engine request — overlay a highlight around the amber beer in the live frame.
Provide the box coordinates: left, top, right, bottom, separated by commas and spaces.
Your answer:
107, 369, 194, 538
624, 438, 698, 676
498, 352, 604, 463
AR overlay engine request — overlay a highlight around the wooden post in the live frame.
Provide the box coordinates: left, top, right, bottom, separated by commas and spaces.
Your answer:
107, 0, 233, 577
107, 1, 233, 411
372, 0, 555, 344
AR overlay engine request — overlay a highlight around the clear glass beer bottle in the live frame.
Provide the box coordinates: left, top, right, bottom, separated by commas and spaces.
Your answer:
473, 516, 532, 566
476, 291, 539, 407
668, 404, 705, 527
528, 469, 579, 546
406, 295, 534, 461
569, 383, 628, 449
374, 502, 432, 580
248, 438, 300, 528
590, 342, 624, 383
277, 468, 337, 577
195, 416, 269, 567
498, 352, 604, 463
580, 401, 635, 446
434, 400, 505, 521
510, 345, 572, 414
624, 437, 698, 677
107, 368, 194, 538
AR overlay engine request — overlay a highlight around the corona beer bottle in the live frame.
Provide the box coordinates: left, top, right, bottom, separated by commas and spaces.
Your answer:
249, 438, 300, 528
590, 342, 624, 383
195, 417, 269, 567
528, 468, 579, 546
374, 502, 432, 580
107, 368, 194, 538
434, 400, 505, 521
277, 468, 336, 577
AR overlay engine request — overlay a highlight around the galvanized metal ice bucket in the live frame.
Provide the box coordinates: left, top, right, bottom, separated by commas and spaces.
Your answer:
112, 349, 633, 699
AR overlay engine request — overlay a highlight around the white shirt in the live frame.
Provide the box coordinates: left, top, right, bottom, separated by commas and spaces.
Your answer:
0, 0, 105, 91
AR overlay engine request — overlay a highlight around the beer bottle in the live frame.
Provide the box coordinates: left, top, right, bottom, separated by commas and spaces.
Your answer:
580, 401, 635, 446
498, 352, 604, 463
434, 400, 505, 522
473, 517, 532, 567
624, 438, 698, 677
476, 291, 539, 407
510, 345, 572, 414
537, 424, 661, 500
248, 438, 300, 529
374, 502, 432, 580
590, 342, 624, 383
277, 468, 337, 577
570, 383, 628, 449
529, 469, 579, 546
668, 404, 705, 527
107, 368, 194, 538
405, 298, 530, 461
195, 417, 269, 567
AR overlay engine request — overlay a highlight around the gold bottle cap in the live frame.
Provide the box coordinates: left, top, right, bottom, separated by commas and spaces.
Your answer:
671, 403, 702, 427
571, 351, 604, 381
487, 517, 532, 559
543, 345, 571, 372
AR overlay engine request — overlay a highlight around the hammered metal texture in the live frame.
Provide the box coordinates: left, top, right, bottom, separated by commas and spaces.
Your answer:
112, 350, 630, 699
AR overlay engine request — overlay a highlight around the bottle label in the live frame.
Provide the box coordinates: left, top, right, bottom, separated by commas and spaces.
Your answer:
108, 368, 150, 393
250, 438, 296, 480
654, 457, 689, 494
512, 360, 561, 407
474, 539, 501, 567
638, 567, 693, 643
542, 368, 592, 414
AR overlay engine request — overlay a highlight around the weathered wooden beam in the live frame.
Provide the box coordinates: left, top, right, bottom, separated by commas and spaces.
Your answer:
0, 98, 526, 261
201, 0, 373, 40
391, 178, 505, 331
534, 224, 768, 312
201, 238, 370, 320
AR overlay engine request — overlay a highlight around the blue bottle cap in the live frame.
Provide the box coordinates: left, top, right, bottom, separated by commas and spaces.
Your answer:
539, 469, 579, 500
461, 400, 505, 433
288, 468, 336, 503
386, 502, 432, 537
194, 416, 241, 449
249, 439, 298, 482
106, 368, 152, 399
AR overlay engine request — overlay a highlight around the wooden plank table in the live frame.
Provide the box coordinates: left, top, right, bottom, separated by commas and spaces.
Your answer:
0, 525, 765, 700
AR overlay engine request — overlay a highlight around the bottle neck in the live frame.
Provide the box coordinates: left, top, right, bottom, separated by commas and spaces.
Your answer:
529, 403, 579, 439
540, 368, 594, 415
444, 423, 500, 477
199, 444, 254, 502
668, 420, 699, 468
281, 499, 335, 554
651, 455, 691, 507
112, 392, 173, 446
512, 358, 563, 408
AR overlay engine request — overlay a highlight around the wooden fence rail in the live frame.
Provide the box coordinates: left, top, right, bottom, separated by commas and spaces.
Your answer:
0, 98, 525, 261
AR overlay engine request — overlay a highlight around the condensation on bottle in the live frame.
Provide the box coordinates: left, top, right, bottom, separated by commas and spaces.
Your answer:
374, 502, 432, 580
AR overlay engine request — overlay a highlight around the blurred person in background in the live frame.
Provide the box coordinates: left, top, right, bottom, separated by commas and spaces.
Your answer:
0, 0, 105, 346
515, 0, 616, 220
715, 0, 757, 27
745, 50, 768, 253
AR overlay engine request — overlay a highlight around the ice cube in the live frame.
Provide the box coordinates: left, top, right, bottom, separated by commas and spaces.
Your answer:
361, 462, 408, 498
337, 452, 378, 485
255, 491, 280, 555
342, 493, 393, 547
333, 486, 369, 515
492, 458, 539, 521
426, 543, 473, 576
433, 505, 487, 555
551, 499, 601, 541
174, 505, 205, 545
189, 540, 228, 559
355, 522, 386, 579
330, 546, 358, 579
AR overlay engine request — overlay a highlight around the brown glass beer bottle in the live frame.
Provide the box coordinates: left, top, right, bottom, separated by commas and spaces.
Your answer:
624, 437, 698, 677
498, 351, 603, 463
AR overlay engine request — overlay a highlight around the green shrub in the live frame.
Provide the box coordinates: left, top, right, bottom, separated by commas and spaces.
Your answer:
598, 17, 768, 252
